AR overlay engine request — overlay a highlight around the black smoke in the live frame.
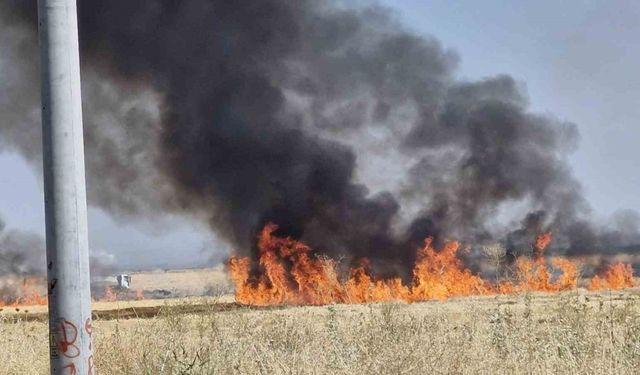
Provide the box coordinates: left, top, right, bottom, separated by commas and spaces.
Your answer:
2, 1, 639, 275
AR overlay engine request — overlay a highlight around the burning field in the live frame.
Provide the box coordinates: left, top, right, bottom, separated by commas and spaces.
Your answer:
1, 226, 639, 374
1, 0, 640, 373
229, 225, 636, 306
1, 226, 637, 309
4, 1, 640, 282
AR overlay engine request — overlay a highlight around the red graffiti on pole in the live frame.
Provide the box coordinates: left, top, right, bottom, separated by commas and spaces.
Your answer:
57, 319, 80, 359
63, 363, 77, 375
85, 318, 93, 351
87, 355, 95, 375
85, 318, 95, 374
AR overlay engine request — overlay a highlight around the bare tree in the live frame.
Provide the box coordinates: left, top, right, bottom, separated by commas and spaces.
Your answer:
482, 243, 507, 282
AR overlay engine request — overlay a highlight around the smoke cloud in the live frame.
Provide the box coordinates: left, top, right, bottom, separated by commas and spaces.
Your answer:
0, 214, 117, 278
2, 1, 639, 275
0, 218, 44, 277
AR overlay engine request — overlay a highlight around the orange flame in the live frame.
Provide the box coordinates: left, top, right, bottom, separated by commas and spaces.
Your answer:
134, 289, 144, 300
507, 234, 578, 293
588, 263, 635, 291
1, 281, 146, 307
409, 238, 490, 301
535, 232, 553, 258
0, 278, 47, 307
229, 226, 601, 306
102, 286, 117, 302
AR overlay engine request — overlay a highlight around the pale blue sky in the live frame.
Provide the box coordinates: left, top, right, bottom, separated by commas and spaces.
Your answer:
1, 1, 638, 270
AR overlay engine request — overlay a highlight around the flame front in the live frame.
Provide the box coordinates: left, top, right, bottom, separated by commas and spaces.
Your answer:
0, 282, 143, 307
587, 263, 635, 291
0, 278, 47, 307
229, 225, 636, 306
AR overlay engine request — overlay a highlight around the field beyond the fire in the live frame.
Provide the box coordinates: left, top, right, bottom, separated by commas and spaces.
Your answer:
2, 288, 640, 375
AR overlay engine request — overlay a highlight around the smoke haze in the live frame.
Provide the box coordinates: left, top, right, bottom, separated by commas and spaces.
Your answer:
0, 212, 117, 278
1, 1, 638, 275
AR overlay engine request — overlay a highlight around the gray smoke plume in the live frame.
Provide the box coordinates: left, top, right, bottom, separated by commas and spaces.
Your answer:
0, 3, 177, 219
0, 219, 44, 277
0, 214, 116, 279
0, 219, 45, 302
0, 213, 116, 303
2, 1, 639, 275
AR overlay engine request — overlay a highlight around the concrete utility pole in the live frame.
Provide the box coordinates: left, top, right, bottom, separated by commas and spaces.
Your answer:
38, 1, 94, 374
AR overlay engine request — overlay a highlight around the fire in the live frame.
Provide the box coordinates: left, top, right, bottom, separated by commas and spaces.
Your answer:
408, 239, 489, 301
0, 278, 47, 308
92, 286, 122, 302
135, 289, 144, 300
95, 286, 146, 302
588, 263, 635, 291
0, 282, 145, 307
510, 257, 577, 292
229, 225, 636, 306
102, 286, 117, 302
509, 237, 578, 293
229, 224, 346, 305
534, 232, 553, 258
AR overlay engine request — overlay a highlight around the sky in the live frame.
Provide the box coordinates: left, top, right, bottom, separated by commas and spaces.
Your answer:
379, 0, 640, 215
1, 1, 639, 270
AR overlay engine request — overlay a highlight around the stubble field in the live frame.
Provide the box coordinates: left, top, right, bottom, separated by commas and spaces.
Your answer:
2, 287, 640, 375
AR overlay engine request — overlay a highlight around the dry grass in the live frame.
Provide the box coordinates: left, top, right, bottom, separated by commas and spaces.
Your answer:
1, 290, 640, 374
126, 266, 232, 296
